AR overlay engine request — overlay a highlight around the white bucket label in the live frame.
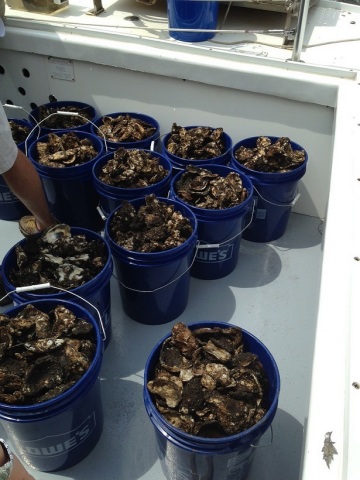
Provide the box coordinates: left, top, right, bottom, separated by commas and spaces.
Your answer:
196, 244, 234, 263
22, 412, 97, 457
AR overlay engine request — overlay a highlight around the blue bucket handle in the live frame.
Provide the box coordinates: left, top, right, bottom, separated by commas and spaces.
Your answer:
2, 283, 107, 343
252, 185, 301, 208
197, 198, 256, 250
251, 424, 273, 448
113, 240, 200, 294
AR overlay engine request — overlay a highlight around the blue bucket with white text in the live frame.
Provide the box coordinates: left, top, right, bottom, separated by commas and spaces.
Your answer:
231, 136, 308, 242
144, 321, 280, 480
105, 196, 198, 324
0, 299, 104, 472
170, 164, 253, 280
1, 227, 113, 348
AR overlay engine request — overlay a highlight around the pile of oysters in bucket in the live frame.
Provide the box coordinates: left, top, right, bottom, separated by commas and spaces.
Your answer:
96, 114, 156, 143
147, 323, 269, 437
8, 224, 107, 291
0, 303, 96, 405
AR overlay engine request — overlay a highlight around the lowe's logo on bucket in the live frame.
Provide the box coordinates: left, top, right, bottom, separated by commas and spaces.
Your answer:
196, 244, 234, 263
23, 412, 97, 457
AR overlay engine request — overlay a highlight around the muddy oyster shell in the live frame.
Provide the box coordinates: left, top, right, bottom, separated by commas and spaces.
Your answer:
109, 194, 194, 253
97, 114, 156, 143
8, 224, 107, 291
147, 323, 269, 438
234, 136, 306, 173
166, 123, 226, 160
175, 166, 249, 209
0, 304, 96, 405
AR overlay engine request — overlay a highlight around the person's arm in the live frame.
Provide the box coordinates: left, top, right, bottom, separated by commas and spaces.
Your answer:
2, 149, 54, 231
0, 439, 35, 480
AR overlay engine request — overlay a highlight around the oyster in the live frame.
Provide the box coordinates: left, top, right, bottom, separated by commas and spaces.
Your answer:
166, 124, 226, 160
8, 225, 107, 291
0, 304, 96, 405
234, 136, 306, 173
35, 132, 98, 167
36, 105, 93, 130
175, 166, 249, 210
97, 114, 156, 143
109, 194, 193, 253
98, 147, 169, 188
147, 323, 269, 438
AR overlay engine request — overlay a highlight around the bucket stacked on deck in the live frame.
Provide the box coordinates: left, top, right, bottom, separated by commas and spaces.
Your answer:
0, 299, 104, 472
230, 136, 308, 242
144, 321, 280, 480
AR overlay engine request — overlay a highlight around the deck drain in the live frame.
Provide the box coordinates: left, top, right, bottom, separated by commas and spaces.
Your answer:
124, 15, 140, 21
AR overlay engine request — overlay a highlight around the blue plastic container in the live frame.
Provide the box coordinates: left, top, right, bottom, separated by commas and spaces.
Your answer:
231, 136, 308, 243
144, 321, 280, 480
1, 227, 113, 348
167, 0, 219, 42
91, 112, 160, 151
162, 126, 232, 177
28, 130, 104, 231
92, 150, 173, 217
0, 176, 30, 220
0, 299, 104, 472
170, 164, 254, 280
105, 197, 198, 324
29, 101, 97, 134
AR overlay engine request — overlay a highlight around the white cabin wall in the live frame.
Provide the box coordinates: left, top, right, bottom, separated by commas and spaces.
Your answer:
0, 49, 335, 219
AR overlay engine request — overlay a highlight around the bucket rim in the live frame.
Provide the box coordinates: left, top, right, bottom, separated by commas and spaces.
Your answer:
0, 298, 103, 416
1, 226, 113, 300
104, 196, 198, 261
170, 163, 254, 218
144, 320, 280, 449
28, 130, 105, 172
231, 136, 308, 182
92, 149, 173, 194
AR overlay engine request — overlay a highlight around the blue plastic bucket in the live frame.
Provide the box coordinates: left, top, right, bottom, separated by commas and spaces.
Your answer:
231, 136, 308, 243
1, 227, 113, 348
29, 101, 97, 134
0, 176, 30, 221
28, 130, 105, 231
91, 112, 160, 151
0, 298, 104, 472
162, 126, 232, 177
104, 197, 198, 324
167, 0, 219, 42
170, 164, 254, 280
92, 149, 173, 217
144, 321, 280, 480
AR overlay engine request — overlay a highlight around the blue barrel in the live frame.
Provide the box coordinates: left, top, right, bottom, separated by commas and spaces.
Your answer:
91, 112, 160, 151
170, 164, 254, 280
29, 101, 97, 134
0, 299, 104, 472
144, 321, 280, 480
168, 0, 219, 42
1, 227, 113, 348
162, 126, 232, 177
92, 149, 172, 217
28, 130, 104, 231
231, 136, 308, 243
105, 197, 198, 324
